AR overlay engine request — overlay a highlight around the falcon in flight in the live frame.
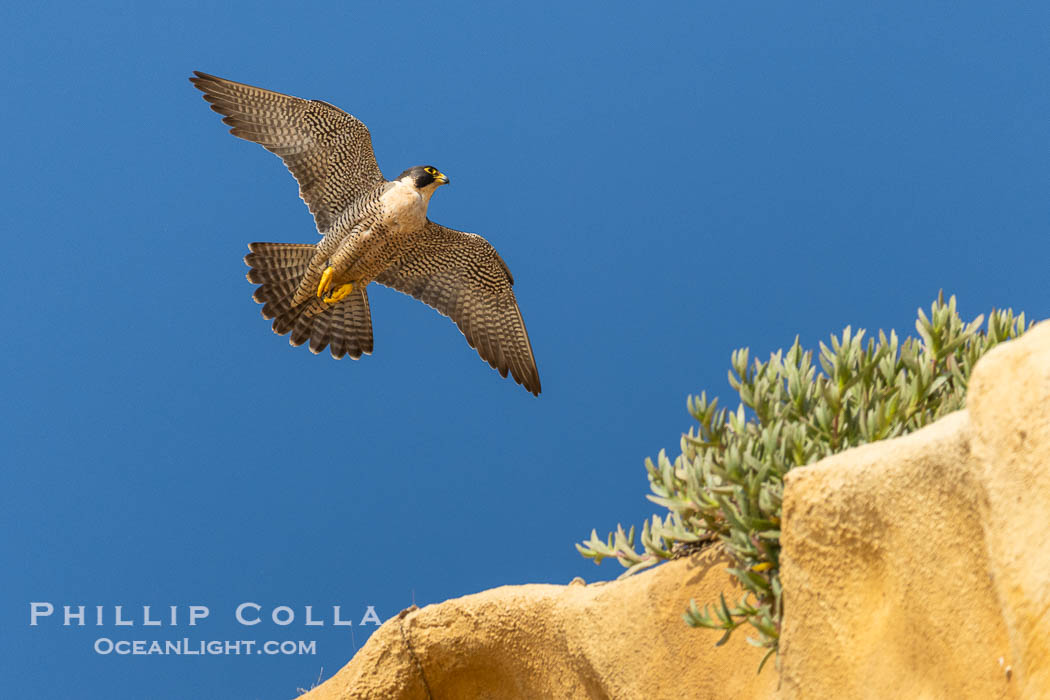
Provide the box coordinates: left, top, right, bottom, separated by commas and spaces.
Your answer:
190, 71, 541, 395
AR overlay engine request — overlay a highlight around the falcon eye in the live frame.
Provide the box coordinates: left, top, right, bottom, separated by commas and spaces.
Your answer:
425, 167, 436, 174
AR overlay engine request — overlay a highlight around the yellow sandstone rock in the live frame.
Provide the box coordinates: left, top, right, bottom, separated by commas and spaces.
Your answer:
298, 549, 775, 699
779, 320, 1050, 699
301, 320, 1050, 700
965, 319, 1050, 695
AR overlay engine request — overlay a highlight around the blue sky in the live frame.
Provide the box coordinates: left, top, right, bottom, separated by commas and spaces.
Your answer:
2, 2, 1047, 698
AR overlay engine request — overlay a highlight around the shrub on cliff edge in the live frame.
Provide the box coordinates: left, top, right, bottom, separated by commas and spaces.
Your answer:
577, 293, 1030, 670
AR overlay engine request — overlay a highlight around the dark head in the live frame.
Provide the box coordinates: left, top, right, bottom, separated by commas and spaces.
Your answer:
396, 165, 450, 190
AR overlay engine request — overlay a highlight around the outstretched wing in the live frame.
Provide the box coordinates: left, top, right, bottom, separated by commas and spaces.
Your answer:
376, 221, 541, 396
190, 71, 384, 233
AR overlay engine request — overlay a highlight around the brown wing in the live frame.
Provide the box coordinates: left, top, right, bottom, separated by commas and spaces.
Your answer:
190, 71, 384, 233
376, 221, 541, 396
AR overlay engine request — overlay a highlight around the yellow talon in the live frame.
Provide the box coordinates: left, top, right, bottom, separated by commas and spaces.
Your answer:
323, 283, 354, 304
317, 266, 334, 298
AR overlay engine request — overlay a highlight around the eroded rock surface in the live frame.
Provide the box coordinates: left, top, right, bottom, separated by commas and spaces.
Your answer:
298, 550, 774, 699
779, 320, 1050, 699
301, 320, 1050, 700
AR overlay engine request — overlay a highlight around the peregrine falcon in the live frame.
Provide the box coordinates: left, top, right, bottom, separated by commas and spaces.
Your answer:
190, 71, 541, 395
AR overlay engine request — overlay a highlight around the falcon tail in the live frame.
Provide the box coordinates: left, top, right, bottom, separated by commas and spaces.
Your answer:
244, 242, 374, 359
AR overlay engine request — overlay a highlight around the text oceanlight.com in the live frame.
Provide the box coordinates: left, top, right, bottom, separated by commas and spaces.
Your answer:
93, 638, 317, 656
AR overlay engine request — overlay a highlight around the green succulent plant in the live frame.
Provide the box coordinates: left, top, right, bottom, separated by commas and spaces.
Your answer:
577, 293, 1030, 670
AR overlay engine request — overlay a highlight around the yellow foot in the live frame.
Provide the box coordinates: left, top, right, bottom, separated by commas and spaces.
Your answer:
323, 282, 354, 305
316, 266, 335, 298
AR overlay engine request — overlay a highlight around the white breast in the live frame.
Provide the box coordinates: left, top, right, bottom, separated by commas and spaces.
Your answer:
381, 180, 428, 233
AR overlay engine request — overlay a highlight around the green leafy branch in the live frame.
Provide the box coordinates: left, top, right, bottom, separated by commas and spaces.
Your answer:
577, 293, 1030, 665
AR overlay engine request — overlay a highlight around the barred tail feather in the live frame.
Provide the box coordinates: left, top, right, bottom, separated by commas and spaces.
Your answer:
308, 287, 373, 359
244, 242, 373, 359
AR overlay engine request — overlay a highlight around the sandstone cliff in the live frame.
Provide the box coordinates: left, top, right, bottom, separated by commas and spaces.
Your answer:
300, 320, 1050, 699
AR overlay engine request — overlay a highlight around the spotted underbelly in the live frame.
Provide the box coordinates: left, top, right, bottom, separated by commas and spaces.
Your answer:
331, 220, 422, 283
332, 196, 425, 284
340, 227, 417, 283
